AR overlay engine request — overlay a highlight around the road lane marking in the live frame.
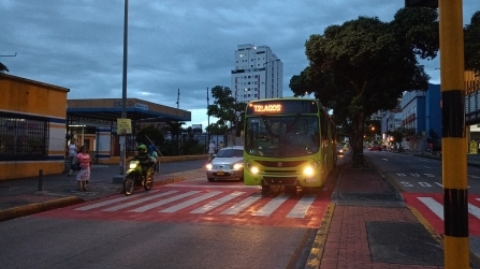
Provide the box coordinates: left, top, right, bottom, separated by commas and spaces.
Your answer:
102, 190, 178, 212
468, 203, 480, 219
286, 195, 317, 218
160, 191, 222, 213
253, 194, 289, 217
75, 190, 156, 211
131, 191, 201, 212
190, 191, 245, 214
165, 184, 261, 189
418, 197, 444, 220
221, 195, 262, 215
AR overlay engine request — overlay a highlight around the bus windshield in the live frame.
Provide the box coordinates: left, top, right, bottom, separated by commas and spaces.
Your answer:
245, 115, 320, 157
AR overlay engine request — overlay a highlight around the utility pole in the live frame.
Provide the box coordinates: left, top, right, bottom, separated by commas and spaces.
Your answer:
120, 0, 129, 176
176, 88, 180, 109
207, 87, 210, 151
406, 1, 469, 268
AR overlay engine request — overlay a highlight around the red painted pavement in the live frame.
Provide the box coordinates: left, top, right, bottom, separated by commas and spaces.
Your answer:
403, 193, 480, 236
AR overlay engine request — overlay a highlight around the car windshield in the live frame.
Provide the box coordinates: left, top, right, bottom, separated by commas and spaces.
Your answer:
245, 115, 320, 157
216, 149, 243, 158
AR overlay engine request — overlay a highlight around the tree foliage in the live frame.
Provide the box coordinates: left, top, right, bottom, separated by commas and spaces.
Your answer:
206, 85, 247, 131
465, 11, 480, 75
289, 8, 439, 164
162, 121, 186, 155
135, 125, 164, 147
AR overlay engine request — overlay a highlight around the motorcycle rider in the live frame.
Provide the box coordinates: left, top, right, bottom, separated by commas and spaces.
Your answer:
131, 144, 156, 180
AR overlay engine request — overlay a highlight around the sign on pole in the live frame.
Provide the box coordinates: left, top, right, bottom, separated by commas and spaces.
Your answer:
117, 118, 132, 135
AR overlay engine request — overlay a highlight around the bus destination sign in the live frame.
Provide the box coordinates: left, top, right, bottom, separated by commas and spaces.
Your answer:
252, 104, 282, 113
247, 100, 318, 115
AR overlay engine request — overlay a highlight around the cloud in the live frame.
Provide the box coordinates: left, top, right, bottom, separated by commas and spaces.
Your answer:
1, 0, 478, 128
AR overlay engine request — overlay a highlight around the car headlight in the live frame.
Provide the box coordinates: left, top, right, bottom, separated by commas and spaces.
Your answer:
303, 166, 315, 177
233, 163, 243, 170
205, 163, 213, 170
250, 166, 259, 174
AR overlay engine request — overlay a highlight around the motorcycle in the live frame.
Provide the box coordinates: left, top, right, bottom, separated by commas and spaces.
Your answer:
123, 160, 154, 196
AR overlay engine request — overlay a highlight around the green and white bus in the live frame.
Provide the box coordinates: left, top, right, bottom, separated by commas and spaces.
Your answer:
242, 98, 337, 194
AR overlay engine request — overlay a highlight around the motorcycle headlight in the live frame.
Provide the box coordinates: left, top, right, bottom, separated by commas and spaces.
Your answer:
233, 163, 243, 170
129, 162, 138, 169
205, 163, 213, 170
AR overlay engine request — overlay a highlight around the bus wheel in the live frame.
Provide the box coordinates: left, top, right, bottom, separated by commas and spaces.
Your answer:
261, 185, 270, 196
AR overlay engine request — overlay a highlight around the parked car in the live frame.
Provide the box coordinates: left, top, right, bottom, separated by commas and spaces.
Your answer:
368, 146, 383, 151
205, 146, 244, 182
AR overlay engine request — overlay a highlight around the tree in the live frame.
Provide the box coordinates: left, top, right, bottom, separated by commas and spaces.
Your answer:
205, 123, 229, 135
387, 127, 415, 151
465, 11, 480, 75
207, 85, 247, 144
162, 121, 185, 155
290, 8, 439, 166
135, 125, 164, 148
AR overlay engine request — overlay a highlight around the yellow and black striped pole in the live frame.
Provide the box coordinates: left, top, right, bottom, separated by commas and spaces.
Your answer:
439, 0, 469, 268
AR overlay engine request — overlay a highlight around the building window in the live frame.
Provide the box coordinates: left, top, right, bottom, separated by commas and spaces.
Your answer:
0, 114, 49, 161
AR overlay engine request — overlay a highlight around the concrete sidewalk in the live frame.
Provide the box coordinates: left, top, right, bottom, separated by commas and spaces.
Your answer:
306, 153, 480, 269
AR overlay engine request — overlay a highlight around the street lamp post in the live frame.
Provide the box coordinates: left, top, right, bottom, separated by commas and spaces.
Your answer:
120, 0, 128, 175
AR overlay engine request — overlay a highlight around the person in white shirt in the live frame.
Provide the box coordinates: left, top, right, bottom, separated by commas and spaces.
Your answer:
67, 138, 78, 176
208, 141, 216, 162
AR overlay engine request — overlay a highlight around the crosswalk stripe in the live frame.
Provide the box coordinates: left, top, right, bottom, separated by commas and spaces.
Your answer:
418, 197, 480, 220
102, 190, 178, 212
418, 197, 444, 220
160, 191, 222, 213
190, 191, 246, 214
468, 203, 480, 219
75, 191, 153, 211
165, 184, 261, 189
253, 194, 289, 217
221, 195, 262, 215
287, 195, 317, 218
130, 191, 201, 212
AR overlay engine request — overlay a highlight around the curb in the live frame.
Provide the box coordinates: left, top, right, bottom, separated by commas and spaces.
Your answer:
304, 203, 335, 269
0, 196, 83, 222
408, 206, 480, 269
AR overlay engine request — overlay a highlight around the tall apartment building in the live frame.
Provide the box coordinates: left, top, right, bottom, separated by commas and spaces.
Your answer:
231, 44, 283, 104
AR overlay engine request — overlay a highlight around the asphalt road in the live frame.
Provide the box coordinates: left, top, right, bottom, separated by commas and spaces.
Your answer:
365, 151, 480, 194
0, 157, 348, 269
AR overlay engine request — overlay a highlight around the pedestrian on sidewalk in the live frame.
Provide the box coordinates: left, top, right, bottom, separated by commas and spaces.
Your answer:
76, 146, 91, 192
208, 141, 216, 162
67, 138, 78, 176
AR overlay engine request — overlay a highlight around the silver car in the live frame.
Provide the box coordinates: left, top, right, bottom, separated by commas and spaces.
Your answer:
205, 146, 244, 182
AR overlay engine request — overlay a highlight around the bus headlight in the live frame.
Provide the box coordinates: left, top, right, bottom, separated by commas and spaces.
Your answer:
205, 163, 213, 170
250, 166, 259, 174
303, 166, 315, 177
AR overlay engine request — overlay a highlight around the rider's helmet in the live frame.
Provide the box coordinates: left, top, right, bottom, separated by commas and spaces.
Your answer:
137, 144, 147, 154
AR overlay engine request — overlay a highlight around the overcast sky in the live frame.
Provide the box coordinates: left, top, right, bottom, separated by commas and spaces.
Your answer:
1, 0, 478, 129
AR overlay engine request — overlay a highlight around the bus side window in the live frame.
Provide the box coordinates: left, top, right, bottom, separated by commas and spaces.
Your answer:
320, 110, 328, 140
